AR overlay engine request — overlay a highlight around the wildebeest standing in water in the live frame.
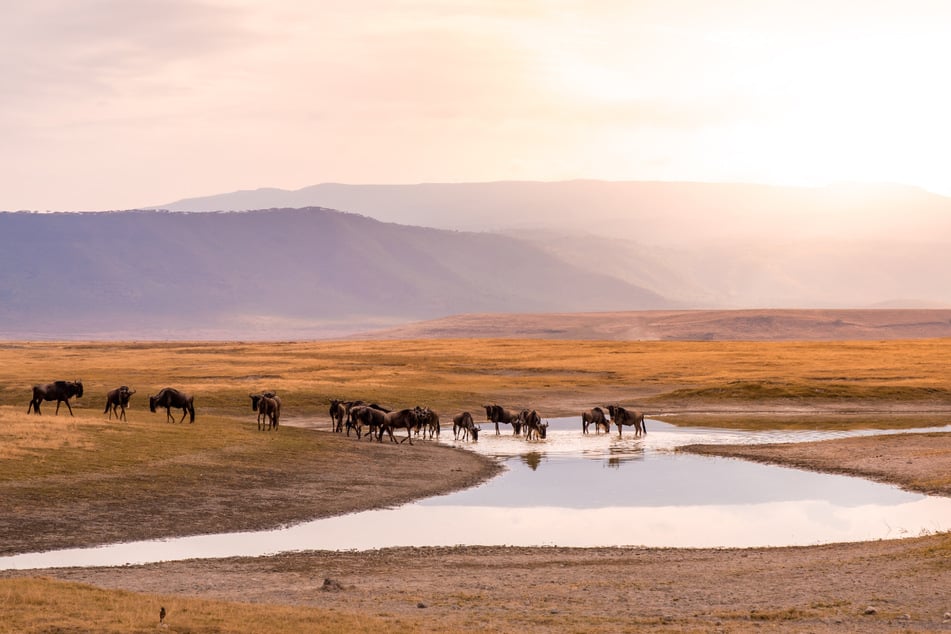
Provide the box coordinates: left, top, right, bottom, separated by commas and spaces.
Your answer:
250, 392, 281, 430
483, 404, 523, 435
581, 406, 610, 434
520, 409, 548, 440
104, 386, 135, 421
452, 411, 480, 441
605, 404, 646, 437
149, 387, 195, 423
27, 380, 84, 416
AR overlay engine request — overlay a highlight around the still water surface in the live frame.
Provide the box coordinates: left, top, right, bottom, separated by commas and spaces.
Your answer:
3, 418, 951, 570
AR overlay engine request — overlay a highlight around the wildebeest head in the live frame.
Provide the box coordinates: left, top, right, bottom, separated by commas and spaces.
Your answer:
74, 380, 84, 398
538, 421, 548, 439
250, 394, 262, 412
471, 425, 480, 441
149, 395, 158, 413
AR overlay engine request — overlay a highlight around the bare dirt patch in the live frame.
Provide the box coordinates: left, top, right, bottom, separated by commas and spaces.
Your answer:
0, 427, 500, 556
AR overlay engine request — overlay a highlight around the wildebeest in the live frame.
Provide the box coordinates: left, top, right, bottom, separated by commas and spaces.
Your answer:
520, 409, 547, 440
581, 406, 610, 434
104, 386, 135, 421
452, 411, 480, 441
251, 392, 281, 430
605, 404, 646, 437
149, 387, 195, 424
483, 404, 523, 435
27, 380, 84, 416
348, 403, 390, 439
414, 406, 441, 439
379, 408, 420, 444
258, 395, 281, 430
329, 399, 348, 432
352, 407, 418, 444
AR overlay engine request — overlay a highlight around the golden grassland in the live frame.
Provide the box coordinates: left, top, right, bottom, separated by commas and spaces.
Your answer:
2, 337, 951, 419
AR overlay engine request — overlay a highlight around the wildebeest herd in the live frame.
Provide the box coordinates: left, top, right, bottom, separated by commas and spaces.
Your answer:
327, 399, 646, 444
26, 380, 198, 425
25, 380, 647, 440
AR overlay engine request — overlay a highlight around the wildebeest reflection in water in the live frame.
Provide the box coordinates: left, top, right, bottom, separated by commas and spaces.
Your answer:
521, 451, 543, 471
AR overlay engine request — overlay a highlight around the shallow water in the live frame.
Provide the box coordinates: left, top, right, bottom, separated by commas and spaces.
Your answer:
3, 418, 951, 569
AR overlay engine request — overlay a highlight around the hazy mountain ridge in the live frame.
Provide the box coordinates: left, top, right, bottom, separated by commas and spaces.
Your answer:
0, 208, 669, 339
356, 309, 951, 341
156, 180, 951, 308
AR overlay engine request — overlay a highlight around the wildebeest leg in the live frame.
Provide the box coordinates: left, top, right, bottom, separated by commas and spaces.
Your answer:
495, 421, 500, 435
402, 427, 413, 445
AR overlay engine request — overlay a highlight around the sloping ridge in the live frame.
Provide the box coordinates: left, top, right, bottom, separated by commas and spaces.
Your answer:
356, 309, 951, 341
0, 208, 670, 339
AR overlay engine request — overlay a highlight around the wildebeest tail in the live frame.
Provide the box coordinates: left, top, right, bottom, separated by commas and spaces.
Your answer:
188, 399, 196, 423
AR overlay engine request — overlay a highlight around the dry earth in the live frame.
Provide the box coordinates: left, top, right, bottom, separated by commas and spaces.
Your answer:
6, 415, 951, 632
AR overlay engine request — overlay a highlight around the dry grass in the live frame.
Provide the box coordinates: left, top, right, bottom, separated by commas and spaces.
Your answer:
0, 578, 419, 634
2, 338, 951, 422
0, 408, 95, 459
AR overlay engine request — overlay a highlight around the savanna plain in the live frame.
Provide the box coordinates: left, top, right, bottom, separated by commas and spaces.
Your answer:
3, 337, 951, 632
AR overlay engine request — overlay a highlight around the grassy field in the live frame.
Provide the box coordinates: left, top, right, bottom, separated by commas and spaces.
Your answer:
3, 338, 951, 420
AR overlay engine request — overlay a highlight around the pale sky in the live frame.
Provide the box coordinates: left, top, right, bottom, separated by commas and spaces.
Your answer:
3, 0, 950, 211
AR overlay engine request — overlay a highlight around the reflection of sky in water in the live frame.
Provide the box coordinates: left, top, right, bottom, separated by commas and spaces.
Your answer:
3, 418, 951, 569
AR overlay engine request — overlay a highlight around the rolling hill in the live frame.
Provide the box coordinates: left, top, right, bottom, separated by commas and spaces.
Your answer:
155, 180, 951, 308
0, 207, 669, 339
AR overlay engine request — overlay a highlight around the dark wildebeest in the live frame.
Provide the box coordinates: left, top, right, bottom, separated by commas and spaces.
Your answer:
581, 406, 610, 434
329, 399, 348, 433
353, 407, 418, 444
605, 404, 646, 437
520, 409, 547, 440
149, 388, 195, 424
251, 392, 281, 430
348, 403, 388, 439
484, 404, 523, 435
414, 406, 440, 439
452, 411, 480, 441
258, 396, 281, 430
104, 386, 135, 421
27, 380, 84, 416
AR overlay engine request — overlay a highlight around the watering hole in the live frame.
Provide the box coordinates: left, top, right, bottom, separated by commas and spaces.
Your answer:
3, 418, 951, 570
